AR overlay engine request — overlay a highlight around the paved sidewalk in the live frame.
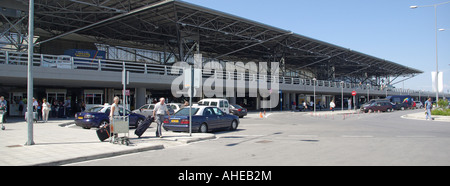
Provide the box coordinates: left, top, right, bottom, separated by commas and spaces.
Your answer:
401, 111, 450, 122
0, 119, 215, 166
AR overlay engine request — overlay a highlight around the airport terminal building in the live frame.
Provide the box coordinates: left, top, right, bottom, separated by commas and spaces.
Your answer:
0, 0, 427, 116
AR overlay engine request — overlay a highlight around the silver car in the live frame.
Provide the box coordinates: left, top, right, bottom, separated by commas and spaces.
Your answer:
133, 103, 179, 117
414, 101, 423, 109
132, 104, 156, 118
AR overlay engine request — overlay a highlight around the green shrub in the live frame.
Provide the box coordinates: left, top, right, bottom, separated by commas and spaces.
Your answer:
437, 99, 449, 109
432, 108, 450, 116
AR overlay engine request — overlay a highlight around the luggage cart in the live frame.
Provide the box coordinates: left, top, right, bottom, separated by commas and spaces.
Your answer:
0, 111, 6, 130
110, 116, 130, 146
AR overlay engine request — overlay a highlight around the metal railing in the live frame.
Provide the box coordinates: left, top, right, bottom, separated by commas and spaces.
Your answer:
0, 50, 428, 95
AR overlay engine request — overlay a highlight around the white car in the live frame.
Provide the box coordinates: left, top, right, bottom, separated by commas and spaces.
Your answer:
414, 101, 423, 109
198, 99, 230, 114
168, 103, 184, 114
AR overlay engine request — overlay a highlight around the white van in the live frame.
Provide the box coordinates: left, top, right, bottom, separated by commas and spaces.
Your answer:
198, 99, 230, 114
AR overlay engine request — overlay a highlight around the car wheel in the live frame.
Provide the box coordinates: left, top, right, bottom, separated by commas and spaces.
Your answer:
199, 123, 208, 133
230, 120, 238, 131
135, 118, 144, 128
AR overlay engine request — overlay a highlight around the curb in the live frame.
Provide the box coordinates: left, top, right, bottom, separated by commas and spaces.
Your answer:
33, 144, 165, 166
401, 113, 450, 122
184, 135, 216, 144
32, 133, 216, 166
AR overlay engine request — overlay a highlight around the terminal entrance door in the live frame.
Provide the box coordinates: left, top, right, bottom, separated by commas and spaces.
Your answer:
84, 90, 103, 111
9, 92, 26, 116
46, 89, 67, 106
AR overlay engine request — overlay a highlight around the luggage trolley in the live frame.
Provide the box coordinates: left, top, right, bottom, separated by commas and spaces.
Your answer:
0, 111, 6, 130
110, 116, 131, 146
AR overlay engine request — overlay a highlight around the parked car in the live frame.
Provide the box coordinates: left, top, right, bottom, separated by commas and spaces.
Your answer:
132, 104, 156, 118
168, 103, 184, 114
230, 104, 247, 118
360, 99, 393, 113
198, 98, 230, 114
75, 104, 145, 129
414, 101, 423, 109
163, 106, 239, 133
133, 103, 178, 117
387, 95, 413, 110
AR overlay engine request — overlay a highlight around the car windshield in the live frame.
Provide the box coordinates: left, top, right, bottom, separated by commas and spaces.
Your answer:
232, 104, 243, 109
86, 106, 104, 113
174, 108, 200, 116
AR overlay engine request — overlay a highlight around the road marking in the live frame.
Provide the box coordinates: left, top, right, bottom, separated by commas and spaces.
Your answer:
396, 136, 436, 138
288, 135, 319, 138
341, 135, 374, 138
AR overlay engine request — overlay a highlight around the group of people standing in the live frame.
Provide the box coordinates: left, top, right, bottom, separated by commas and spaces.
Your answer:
296, 100, 338, 112
25, 97, 73, 122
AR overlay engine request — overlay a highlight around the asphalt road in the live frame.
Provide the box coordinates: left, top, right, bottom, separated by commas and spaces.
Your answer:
68, 110, 450, 166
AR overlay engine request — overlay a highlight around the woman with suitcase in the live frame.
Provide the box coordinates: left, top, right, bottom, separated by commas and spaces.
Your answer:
96, 96, 121, 142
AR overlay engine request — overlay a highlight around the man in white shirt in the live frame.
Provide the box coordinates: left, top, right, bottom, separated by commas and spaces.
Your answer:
153, 98, 171, 138
32, 98, 38, 111
330, 100, 336, 112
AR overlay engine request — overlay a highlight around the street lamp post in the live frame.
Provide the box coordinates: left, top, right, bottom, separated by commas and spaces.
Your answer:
25, 0, 35, 146
367, 83, 370, 103
410, 1, 450, 106
313, 78, 316, 114
340, 81, 344, 112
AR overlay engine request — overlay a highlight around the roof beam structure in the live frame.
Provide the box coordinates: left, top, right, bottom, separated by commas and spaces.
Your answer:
1, 0, 423, 87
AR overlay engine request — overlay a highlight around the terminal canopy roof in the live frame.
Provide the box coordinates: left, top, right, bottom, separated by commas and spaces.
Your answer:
11, 0, 423, 80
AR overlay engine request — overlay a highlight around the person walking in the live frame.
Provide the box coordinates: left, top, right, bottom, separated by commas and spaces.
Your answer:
64, 97, 71, 118
0, 96, 7, 123
302, 101, 307, 112
424, 98, 433, 121
348, 98, 352, 110
37, 100, 42, 121
153, 97, 171, 138
109, 96, 120, 119
42, 98, 51, 123
329, 100, 336, 112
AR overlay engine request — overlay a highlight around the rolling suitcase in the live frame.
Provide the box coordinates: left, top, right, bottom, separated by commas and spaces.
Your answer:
135, 116, 154, 138
96, 124, 112, 142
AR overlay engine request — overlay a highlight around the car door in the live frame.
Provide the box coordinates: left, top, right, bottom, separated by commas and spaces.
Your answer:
223, 100, 230, 114
382, 102, 389, 111
212, 107, 228, 128
203, 107, 219, 129
119, 108, 136, 125
143, 104, 155, 117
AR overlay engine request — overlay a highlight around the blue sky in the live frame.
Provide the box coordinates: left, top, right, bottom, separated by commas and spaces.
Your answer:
183, 0, 450, 93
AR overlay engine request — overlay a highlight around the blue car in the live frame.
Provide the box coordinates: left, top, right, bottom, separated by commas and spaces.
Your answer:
163, 106, 239, 133
75, 104, 145, 129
